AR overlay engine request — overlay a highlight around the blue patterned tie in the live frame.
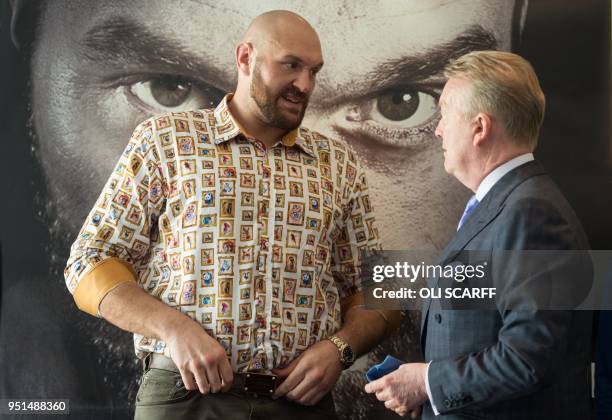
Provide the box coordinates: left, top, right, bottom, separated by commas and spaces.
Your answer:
457, 195, 479, 230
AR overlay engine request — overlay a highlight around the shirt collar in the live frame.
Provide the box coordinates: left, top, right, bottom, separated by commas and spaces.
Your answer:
475, 153, 535, 201
212, 94, 316, 158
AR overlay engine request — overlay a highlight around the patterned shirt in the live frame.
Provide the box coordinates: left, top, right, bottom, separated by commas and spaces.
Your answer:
65, 95, 380, 372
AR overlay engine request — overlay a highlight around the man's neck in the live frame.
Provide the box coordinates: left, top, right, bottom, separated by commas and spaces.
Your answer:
469, 148, 533, 193
228, 91, 286, 148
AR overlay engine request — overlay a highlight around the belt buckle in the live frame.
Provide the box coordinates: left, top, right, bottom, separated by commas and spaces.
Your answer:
242, 373, 279, 396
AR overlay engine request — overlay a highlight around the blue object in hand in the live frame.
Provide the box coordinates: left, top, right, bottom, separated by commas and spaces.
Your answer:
365, 355, 404, 382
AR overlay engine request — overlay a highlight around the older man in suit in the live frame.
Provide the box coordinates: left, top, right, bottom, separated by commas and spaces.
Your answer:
365, 51, 593, 419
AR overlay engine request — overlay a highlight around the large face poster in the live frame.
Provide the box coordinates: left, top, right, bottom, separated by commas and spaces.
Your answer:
0, 0, 609, 419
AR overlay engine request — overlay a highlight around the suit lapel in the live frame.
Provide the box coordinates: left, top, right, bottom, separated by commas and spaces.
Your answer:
420, 202, 504, 333
420, 161, 546, 336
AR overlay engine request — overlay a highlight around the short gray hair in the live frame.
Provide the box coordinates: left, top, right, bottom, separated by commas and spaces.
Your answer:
444, 50, 545, 148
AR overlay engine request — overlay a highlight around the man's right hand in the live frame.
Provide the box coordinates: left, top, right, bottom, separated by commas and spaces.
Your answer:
98, 282, 234, 394
163, 317, 233, 394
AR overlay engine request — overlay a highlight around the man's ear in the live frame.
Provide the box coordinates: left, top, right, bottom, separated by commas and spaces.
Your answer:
235, 42, 253, 76
472, 112, 492, 147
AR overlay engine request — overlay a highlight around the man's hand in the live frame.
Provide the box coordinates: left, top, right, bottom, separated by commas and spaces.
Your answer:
98, 282, 233, 395
272, 339, 343, 405
364, 362, 428, 417
163, 317, 233, 395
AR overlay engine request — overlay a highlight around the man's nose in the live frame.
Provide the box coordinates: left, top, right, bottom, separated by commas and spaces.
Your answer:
434, 121, 443, 140
293, 70, 314, 94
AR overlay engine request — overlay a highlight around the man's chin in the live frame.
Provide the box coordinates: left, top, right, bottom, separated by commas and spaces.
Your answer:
273, 113, 303, 131
443, 161, 452, 176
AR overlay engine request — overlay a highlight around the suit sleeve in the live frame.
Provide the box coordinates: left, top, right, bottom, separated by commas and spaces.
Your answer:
64, 118, 165, 317
427, 197, 589, 413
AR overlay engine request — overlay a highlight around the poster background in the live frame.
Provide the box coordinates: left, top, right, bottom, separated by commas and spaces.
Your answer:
0, 0, 609, 419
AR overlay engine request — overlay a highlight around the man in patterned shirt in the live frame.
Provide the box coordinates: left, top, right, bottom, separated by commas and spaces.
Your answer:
65, 10, 399, 419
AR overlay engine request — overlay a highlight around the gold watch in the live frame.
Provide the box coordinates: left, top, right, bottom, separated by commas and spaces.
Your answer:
328, 335, 355, 368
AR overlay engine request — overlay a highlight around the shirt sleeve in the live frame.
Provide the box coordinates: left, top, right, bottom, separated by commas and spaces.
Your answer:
331, 153, 381, 301
425, 361, 441, 415
64, 118, 165, 317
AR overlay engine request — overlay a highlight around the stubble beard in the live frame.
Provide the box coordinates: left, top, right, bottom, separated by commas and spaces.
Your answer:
249, 62, 307, 131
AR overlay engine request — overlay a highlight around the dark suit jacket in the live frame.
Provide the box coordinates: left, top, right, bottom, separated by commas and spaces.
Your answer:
596, 310, 612, 419
420, 161, 593, 419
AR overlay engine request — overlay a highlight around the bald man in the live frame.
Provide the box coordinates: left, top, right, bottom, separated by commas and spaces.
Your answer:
64, 10, 399, 419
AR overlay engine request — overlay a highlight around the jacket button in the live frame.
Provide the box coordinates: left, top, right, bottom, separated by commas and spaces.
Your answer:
434, 314, 442, 323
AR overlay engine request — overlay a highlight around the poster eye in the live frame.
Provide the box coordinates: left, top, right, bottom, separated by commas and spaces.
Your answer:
129, 75, 223, 111
335, 86, 440, 147
367, 88, 438, 127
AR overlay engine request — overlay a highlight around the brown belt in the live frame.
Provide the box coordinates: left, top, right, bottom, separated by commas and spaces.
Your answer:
145, 353, 281, 397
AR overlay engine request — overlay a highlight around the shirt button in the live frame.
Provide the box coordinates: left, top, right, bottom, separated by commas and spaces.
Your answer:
434, 314, 442, 323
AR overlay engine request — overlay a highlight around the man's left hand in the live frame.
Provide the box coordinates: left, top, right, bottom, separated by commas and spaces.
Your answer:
272, 339, 343, 405
364, 362, 429, 417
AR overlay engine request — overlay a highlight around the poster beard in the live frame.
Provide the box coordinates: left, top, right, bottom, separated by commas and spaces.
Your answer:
25, 114, 142, 410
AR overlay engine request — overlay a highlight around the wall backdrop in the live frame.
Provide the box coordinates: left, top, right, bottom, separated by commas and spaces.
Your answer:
1, 0, 609, 419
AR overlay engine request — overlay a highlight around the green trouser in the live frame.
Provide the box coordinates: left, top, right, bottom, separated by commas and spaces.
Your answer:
133, 367, 339, 420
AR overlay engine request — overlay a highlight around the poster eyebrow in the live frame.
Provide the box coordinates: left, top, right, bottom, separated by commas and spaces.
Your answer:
81, 17, 232, 88
364, 25, 498, 90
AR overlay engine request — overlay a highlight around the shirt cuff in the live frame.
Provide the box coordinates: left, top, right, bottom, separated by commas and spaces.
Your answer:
72, 257, 136, 317
425, 361, 440, 416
